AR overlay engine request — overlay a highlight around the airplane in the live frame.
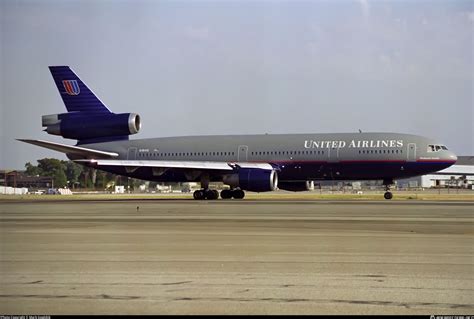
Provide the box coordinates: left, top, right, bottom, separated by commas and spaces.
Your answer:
19, 66, 458, 200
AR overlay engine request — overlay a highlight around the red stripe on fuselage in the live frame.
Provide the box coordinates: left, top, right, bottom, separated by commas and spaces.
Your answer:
245, 160, 456, 164
339, 160, 405, 163
416, 159, 457, 163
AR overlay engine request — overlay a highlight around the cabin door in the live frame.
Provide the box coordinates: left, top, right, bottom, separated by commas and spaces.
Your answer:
407, 143, 416, 162
127, 147, 137, 160
328, 146, 339, 162
238, 145, 248, 161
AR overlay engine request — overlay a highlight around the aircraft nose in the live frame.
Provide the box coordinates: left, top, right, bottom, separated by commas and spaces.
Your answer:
448, 152, 457, 163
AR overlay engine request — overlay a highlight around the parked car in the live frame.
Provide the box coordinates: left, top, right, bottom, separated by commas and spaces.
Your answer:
46, 188, 59, 195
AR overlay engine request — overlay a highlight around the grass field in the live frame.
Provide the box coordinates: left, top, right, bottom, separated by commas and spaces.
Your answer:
0, 190, 472, 202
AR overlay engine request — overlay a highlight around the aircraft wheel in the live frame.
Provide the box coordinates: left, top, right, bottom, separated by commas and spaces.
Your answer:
384, 191, 393, 200
193, 190, 205, 200
232, 189, 245, 199
221, 189, 232, 199
204, 189, 219, 200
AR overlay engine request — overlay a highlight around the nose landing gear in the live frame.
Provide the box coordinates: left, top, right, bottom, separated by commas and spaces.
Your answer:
383, 179, 394, 200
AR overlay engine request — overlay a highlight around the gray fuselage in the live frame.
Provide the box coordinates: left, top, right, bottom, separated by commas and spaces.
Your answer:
75, 132, 457, 183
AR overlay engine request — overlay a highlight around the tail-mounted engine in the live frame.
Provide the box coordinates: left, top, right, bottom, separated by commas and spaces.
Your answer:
42, 112, 141, 141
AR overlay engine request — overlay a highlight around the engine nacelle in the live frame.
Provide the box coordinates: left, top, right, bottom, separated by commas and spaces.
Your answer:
278, 181, 314, 192
223, 168, 278, 192
42, 112, 141, 140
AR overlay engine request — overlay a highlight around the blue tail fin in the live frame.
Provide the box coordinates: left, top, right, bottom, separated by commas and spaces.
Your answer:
49, 66, 111, 114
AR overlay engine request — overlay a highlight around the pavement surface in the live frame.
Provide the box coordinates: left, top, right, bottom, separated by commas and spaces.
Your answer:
0, 199, 473, 314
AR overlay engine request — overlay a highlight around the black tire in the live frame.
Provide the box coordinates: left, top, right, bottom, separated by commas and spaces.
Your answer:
384, 192, 393, 200
193, 190, 204, 200
221, 189, 232, 199
204, 189, 218, 200
232, 189, 245, 199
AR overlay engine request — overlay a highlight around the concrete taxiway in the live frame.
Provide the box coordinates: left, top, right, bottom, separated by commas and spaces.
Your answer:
0, 199, 473, 314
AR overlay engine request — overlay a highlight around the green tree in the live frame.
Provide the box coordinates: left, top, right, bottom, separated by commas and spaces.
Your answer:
36, 158, 67, 188
53, 169, 67, 188
65, 161, 83, 187
24, 157, 124, 190
25, 162, 42, 176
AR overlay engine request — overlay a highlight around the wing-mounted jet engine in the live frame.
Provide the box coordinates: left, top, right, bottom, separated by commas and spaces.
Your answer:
217, 167, 279, 199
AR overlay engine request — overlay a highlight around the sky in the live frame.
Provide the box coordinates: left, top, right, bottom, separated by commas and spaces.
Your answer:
1, 0, 473, 169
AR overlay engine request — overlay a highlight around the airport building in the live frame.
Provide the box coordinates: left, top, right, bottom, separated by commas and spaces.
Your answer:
397, 156, 474, 189
1, 170, 54, 189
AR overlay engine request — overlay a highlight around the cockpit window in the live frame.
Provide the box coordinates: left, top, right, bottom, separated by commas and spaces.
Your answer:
428, 144, 448, 152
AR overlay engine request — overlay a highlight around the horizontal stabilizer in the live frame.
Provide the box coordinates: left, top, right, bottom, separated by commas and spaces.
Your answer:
17, 139, 119, 158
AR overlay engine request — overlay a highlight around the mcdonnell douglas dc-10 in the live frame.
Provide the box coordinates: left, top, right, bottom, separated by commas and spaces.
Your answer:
19, 66, 458, 200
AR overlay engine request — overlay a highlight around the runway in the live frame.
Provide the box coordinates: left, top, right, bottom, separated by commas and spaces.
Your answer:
1, 200, 473, 314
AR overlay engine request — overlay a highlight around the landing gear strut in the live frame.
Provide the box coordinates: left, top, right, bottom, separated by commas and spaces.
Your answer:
383, 179, 394, 200
193, 174, 218, 200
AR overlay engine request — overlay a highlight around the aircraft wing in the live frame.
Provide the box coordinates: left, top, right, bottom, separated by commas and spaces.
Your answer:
73, 159, 275, 171
17, 139, 119, 158
18, 138, 275, 171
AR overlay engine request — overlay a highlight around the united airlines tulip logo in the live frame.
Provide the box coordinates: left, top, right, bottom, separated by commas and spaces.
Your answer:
62, 80, 80, 95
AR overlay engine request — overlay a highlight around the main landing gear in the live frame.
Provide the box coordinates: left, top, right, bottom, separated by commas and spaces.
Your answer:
193, 189, 219, 200
192, 189, 245, 200
194, 175, 245, 200
220, 189, 245, 199
383, 179, 394, 200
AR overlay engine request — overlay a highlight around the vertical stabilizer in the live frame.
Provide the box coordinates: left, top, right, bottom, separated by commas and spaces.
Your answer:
49, 66, 111, 113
